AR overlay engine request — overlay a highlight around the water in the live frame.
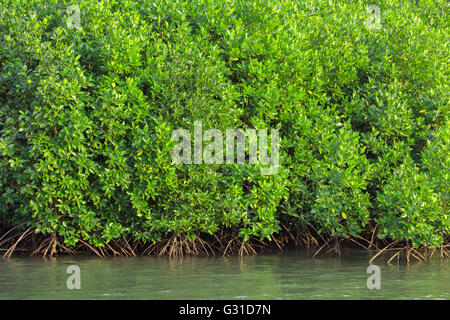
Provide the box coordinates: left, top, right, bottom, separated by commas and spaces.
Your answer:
0, 249, 449, 299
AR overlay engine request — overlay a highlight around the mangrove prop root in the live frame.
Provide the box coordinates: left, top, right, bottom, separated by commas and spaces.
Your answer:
313, 237, 334, 258
0, 225, 449, 260
2, 227, 33, 261
369, 241, 400, 264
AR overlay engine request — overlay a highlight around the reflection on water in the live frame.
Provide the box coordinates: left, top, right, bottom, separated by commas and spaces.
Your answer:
0, 249, 448, 299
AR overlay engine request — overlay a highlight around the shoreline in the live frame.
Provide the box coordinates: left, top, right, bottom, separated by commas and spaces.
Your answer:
2, 225, 449, 262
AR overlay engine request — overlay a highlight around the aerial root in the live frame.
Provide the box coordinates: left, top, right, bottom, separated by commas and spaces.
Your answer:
313, 237, 334, 258
1, 225, 448, 260
143, 233, 215, 259
368, 241, 400, 264
2, 227, 33, 261
370, 243, 446, 264
238, 239, 257, 256
220, 230, 270, 257
320, 237, 342, 256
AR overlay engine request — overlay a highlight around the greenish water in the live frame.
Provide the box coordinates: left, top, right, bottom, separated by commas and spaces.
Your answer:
0, 249, 449, 299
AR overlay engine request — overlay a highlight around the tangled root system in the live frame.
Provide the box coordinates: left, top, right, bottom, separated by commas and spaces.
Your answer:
1, 225, 449, 262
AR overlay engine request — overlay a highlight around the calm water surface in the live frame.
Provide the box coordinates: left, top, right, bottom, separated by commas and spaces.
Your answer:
0, 249, 449, 299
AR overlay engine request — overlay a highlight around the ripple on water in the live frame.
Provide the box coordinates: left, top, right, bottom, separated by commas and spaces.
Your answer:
1, 250, 449, 300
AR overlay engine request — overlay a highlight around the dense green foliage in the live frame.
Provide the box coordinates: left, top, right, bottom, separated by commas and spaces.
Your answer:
0, 0, 448, 250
